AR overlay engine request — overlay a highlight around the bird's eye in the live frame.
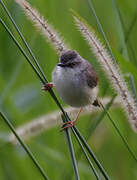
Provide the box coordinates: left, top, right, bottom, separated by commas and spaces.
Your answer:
71, 62, 76, 66
69, 62, 76, 67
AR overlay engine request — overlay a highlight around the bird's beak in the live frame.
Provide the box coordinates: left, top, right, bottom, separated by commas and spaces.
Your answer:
57, 62, 65, 67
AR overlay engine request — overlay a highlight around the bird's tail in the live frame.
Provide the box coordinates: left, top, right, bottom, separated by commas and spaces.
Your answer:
92, 99, 100, 107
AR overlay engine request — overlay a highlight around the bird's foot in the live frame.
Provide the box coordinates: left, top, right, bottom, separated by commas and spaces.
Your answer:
61, 108, 83, 131
61, 120, 76, 131
42, 83, 53, 91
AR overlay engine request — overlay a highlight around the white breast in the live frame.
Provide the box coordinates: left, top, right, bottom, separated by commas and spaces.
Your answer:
52, 66, 97, 107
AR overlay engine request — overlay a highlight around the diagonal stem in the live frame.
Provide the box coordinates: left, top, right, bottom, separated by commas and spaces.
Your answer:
72, 128, 101, 180
62, 114, 80, 180
72, 126, 111, 180
88, 0, 117, 66
0, 111, 49, 180
112, 0, 137, 63
0, 18, 45, 84
100, 102, 137, 163
0, 0, 48, 83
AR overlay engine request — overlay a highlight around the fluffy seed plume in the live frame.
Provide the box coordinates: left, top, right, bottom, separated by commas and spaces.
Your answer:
73, 14, 137, 131
16, 0, 68, 54
9, 97, 121, 144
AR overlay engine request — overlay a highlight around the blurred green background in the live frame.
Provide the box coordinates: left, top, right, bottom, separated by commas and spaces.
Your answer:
0, 0, 137, 179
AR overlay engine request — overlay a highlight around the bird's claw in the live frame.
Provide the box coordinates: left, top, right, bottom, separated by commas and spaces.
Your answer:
61, 120, 76, 131
42, 83, 53, 91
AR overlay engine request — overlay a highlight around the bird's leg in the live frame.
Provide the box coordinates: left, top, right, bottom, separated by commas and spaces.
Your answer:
42, 82, 53, 91
61, 108, 83, 131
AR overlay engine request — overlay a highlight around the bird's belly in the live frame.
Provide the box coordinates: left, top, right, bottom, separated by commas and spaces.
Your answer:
58, 81, 89, 107
52, 67, 97, 107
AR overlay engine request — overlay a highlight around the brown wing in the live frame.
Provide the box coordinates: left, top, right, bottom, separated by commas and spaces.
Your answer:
85, 65, 98, 88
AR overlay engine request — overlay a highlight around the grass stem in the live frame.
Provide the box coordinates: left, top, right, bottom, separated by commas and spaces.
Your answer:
62, 114, 80, 180
100, 102, 137, 163
0, 111, 49, 180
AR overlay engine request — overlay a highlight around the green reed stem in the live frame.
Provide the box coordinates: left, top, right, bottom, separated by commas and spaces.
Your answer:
0, 18, 45, 84
88, 0, 117, 66
62, 114, 80, 180
0, 111, 49, 180
0, 0, 48, 83
72, 128, 101, 180
100, 102, 137, 163
72, 126, 111, 180
111, 0, 137, 63
87, 95, 116, 137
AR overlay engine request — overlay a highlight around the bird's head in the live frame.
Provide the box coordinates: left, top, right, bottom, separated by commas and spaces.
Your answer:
58, 50, 81, 68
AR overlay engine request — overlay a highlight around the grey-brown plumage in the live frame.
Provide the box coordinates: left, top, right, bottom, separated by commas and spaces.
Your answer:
52, 50, 99, 107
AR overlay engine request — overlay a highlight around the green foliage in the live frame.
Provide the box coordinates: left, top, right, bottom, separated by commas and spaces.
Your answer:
0, 0, 137, 179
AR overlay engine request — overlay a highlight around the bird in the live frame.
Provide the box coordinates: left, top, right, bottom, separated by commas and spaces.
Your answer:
42, 50, 99, 130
